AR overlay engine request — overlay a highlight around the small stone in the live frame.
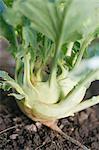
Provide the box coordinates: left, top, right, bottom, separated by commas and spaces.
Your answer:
35, 122, 42, 129
25, 124, 37, 132
59, 124, 64, 129
79, 112, 88, 124
10, 134, 18, 140
13, 117, 22, 123
69, 116, 74, 121
70, 128, 74, 131
0, 117, 3, 124
15, 128, 20, 132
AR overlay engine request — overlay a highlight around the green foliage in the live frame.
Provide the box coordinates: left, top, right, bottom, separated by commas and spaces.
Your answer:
4, 0, 14, 6
0, 16, 17, 55
14, 0, 99, 43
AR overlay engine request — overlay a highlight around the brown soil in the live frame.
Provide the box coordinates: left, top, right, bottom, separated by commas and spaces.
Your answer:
0, 81, 99, 150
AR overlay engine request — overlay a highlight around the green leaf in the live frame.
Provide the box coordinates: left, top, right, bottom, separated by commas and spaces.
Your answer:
0, 70, 14, 81
4, 0, 14, 7
2, 0, 99, 51
14, 0, 99, 59
22, 25, 37, 49
0, 16, 14, 42
63, 0, 99, 41
0, 71, 25, 95
0, 15, 17, 55
14, 0, 61, 41
1, 82, 12, 91
3, 7, 22, 27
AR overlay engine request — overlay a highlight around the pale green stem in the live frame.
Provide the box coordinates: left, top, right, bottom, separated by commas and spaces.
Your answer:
36, 68, 42, 81
14, 29, 20, 82
15, 58, 21, 82
50, 46, 58, 80
50, 42, 62, 85
30, 62, 35, 80
66, 42, 74, 56
30, 63, 34, 75
50, 3, 72, 84
28, 69, 99, 120
50, 3, 74, 84
24, 53, 31, 86
49, 0, 72, 80
7, 81, 25, 96
73, 37, 93, 70
23, 53, 39, 94
57, 61, 68, 80
69, 96, 99, 115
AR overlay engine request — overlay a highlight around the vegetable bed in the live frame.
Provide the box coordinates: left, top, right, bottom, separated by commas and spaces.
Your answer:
0, 82, 99, 150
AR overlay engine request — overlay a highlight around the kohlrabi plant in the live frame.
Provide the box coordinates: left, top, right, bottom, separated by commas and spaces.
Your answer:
0, 0, 99, 149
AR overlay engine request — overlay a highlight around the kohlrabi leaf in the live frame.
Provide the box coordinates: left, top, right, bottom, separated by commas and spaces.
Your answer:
22, 25, 37, 49
4, 0, 14, 7
0, 0, 22, 27
62, 0, 99, 42
0, 70, 14, 81
0, 71, 25, 95
1, 82, 12, 91
14, 0, 99, 42
0, 15, 17, 54
13, 0, 99, 58
14, 0, 61, 42
3, 8, 22, 27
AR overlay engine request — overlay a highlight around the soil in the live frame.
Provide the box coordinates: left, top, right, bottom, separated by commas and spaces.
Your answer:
0, 81, 99, 150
